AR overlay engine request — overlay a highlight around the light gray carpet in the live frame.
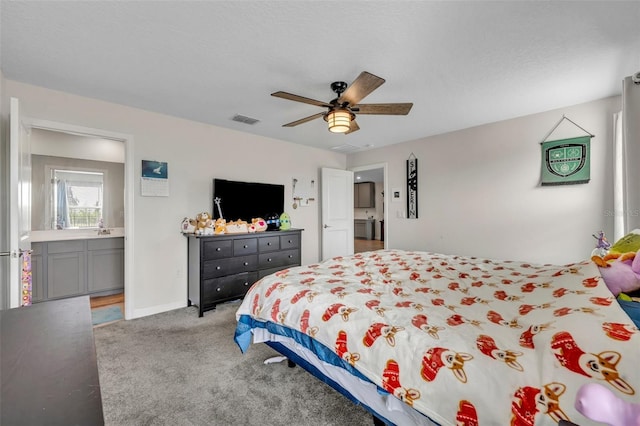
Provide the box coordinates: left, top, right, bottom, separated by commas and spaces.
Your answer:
93, 301, 374, 425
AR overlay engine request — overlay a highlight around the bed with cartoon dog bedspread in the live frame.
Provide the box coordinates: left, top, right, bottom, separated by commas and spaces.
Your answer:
234, 249, 640, 425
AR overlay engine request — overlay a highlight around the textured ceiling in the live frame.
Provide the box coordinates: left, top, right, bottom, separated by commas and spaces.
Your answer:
2, 1, 639, 152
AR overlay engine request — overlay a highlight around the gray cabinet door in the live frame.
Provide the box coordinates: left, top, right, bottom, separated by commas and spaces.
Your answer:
88, 249, 124, 292
354, 182, 375, 208
354, 220, 374, 240
31, 243, 45, 302
48, 251, 86, 298
87, 238, 124, 293
357, 183, 368, 207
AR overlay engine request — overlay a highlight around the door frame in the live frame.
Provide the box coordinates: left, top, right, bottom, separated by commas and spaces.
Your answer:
8, 98, 31, 308
350, 162, 388, 248
25, 118, 134, 319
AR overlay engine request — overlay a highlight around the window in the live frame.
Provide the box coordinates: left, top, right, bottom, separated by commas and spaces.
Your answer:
51, 168, 105, 229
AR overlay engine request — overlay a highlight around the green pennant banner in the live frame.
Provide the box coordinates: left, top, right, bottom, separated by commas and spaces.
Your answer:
541, 136, 591, 186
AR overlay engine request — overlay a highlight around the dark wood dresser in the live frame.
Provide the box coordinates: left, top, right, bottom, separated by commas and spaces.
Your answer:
187, 229, 303, 316
0, 296, 104, 425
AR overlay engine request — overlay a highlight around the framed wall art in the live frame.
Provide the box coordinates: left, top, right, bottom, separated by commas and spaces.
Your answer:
407, 153, 418, 218
540, 116, 593, 186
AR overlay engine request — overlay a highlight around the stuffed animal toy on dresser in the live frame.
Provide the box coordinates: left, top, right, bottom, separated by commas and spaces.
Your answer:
214, 218, 227, 234
279, 212, 291, 230
181, 217, 197, 234
251, 218, 268, 232
195, 212, 213, 235
225, 219, 249, 234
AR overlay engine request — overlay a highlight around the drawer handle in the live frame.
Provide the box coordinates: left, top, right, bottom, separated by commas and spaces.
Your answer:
243, 262, 249, 266
267, 242, 272, 246
243, 244, 248, 248
288, 255, 293, 258
216, 266, 221, 270
216, 288, 221, 292
244, 282, 249, 286
288, 240, 292, 243
267, 258, 272, 262
216, 247, 221, 251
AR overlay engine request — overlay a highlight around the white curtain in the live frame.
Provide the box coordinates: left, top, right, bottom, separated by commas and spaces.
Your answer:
56, 180, 70, 229
617, 76, 640, 236
613, 111, 624, 240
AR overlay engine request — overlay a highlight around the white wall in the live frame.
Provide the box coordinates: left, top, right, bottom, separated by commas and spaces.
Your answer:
348, 96, 620, 265
31, 128, 125, 163
4, 80, 346, 318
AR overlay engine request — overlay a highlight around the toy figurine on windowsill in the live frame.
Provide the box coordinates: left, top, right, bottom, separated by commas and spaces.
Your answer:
592, 230, 611, 257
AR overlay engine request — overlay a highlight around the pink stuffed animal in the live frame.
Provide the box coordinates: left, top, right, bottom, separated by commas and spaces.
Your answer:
575, 382, 640, 426
593, 249, 640, 297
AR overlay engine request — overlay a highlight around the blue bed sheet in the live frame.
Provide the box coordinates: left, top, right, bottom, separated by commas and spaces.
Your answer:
618, 299, 640, 328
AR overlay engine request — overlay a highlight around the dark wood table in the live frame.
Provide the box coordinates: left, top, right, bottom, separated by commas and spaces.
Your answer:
1, 296, 104, 425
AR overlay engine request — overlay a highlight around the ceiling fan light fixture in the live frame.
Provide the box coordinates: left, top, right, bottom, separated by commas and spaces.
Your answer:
273, 71, 411, 134
326, 109, 352, 133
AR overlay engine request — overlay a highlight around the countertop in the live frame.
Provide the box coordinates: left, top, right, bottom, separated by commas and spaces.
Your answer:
30, 227, 125, 242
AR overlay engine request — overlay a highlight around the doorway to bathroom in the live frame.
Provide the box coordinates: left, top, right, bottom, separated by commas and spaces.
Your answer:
26, 118, 133, 319
30, 127, 126, 307
351, 164, 387, 253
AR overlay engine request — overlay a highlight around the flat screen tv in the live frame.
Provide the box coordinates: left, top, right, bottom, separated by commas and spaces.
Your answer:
213, 178, 285, 222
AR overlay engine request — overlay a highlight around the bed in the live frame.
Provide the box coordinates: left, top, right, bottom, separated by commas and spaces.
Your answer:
234, 249, 640, 425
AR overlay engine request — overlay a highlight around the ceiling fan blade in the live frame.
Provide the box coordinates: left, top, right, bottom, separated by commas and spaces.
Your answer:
345, 120, 360, 134
282, 112, 325, 127
271, 91, 332, 108
338, 71, 385, 106
354, 103, 413, 115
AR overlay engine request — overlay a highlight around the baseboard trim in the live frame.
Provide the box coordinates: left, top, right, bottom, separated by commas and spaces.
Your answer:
129, 301, 186, 320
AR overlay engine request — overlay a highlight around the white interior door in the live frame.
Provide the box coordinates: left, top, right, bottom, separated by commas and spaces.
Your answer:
321, 167, 354, 260
8, 97, 32, 308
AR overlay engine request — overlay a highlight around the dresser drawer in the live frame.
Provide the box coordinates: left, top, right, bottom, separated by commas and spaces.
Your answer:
258, 236, 280, 252
258, 249, 300, 270
202, 272, 258, 305
203, 255, 258, 278
280, 234, 299, 250
203, 239, 233, 259
233, 238, 258, 256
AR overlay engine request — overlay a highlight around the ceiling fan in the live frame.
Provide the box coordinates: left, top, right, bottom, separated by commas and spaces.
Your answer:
271, 71, 413, 134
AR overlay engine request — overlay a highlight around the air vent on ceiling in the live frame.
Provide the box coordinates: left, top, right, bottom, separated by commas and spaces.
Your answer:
232, 114, 260, 125
331, 144, 360, 153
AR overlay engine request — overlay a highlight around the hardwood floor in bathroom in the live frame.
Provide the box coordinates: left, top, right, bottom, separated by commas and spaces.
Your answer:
90, 292, 124, 312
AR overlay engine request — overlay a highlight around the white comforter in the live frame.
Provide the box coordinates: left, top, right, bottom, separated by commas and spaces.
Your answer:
235, 250, 640, 425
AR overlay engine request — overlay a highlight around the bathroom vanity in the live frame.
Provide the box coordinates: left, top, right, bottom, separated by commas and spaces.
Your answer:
30, 229, 124, 302
354, 219, 375, 240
